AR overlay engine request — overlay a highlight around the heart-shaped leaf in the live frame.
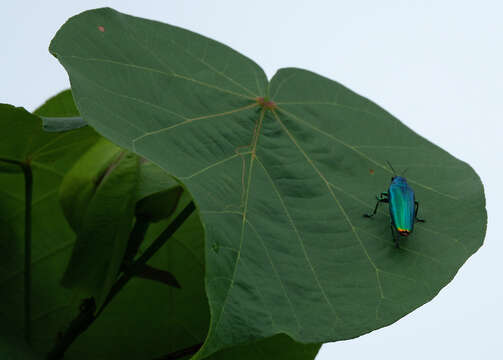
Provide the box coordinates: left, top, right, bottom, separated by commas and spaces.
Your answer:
50, 8, 487, 358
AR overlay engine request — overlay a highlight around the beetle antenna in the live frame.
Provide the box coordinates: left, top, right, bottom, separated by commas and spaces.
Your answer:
385, 160, 397, 175
401, 167, 409, 176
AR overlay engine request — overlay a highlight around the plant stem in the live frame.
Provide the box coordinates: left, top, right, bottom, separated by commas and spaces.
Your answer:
97, 200, 195, 315
0, 158, 32, 344
153, 342, 203, 360
45, 298, 96, 360
46, 201, 196, 359
121, 217, 150, 268
22, 163, 33, 345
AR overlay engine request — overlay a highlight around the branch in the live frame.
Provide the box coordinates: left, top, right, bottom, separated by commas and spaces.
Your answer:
121, 217, 150, 268
22, 163, 33, 345
1, 158, 33, 344
46, 298, 96, 359
46, 201, 196, 359
97, 201, 195, 315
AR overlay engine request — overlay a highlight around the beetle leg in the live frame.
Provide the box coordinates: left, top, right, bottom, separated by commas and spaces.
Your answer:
391, 225, 400, 248
376, 192, 388, 201
364, 196, 388, 218
414, 201, 425, 222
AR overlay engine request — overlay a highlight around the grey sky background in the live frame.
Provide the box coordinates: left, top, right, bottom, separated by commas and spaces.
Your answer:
1, 1, 501, 359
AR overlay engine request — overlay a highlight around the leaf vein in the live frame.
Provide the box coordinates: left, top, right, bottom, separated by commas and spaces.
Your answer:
271, 110, 383, 300
255, 156, 342, 319
245, 219, 301, 331
132, 103, 258, 150
277, 106, 459, 200
60, 55, 253, 100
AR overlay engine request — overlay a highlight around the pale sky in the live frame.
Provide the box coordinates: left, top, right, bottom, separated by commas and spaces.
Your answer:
1, 1, 501, 359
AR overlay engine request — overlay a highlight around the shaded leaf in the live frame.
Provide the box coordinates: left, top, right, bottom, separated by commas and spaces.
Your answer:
60, 149, 139, 308
1, 99, 317, 358
0, 102, 98, 353
59, 139, 182, 304
65, 193, 319, 360
0, 315, 40, 360
135, 186, 182, 222
136, 160, 180, 201
34, 89, 79, 117
209, 334, 319, 360
50, 7, 486, 358
35, 90, 87, 132
41, 117, 87, 133
0, 161, 23, 174
59, 138, 123, 232
0, 335, 40, 360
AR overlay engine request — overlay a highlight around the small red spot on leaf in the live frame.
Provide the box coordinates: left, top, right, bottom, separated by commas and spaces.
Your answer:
369, 169, 375, 175
98, 26, 105, 32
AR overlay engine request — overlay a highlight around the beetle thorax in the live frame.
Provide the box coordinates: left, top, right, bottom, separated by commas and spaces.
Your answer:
391, 176, 408, 185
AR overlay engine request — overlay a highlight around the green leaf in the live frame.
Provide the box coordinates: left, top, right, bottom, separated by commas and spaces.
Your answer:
135, 160, 182, 222
209, 334, 319, 360
59, 138, 123, 232
135, 187, 182, 222
136, 160, 180, 200
50, 7, 487, 358
34, 89, 88, 132
2, 97, 317, 360
62, 192, 319, 359
0, 161, 23, 174
34, 89, 79, 117
0, 336, 40, 360
59, 139, 183, 304
60, 149, 139, 308
0, 315, 40, 360
0, 102, 99, 352
41, 117, 87, 133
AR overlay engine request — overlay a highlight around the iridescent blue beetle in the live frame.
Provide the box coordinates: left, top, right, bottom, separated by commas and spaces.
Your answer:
364, 162, 425, 248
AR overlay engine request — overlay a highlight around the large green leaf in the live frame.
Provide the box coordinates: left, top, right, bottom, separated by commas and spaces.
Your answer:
50, 8, 487, 358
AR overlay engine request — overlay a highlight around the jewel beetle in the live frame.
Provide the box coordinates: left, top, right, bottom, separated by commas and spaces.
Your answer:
364, 162, 425, 248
